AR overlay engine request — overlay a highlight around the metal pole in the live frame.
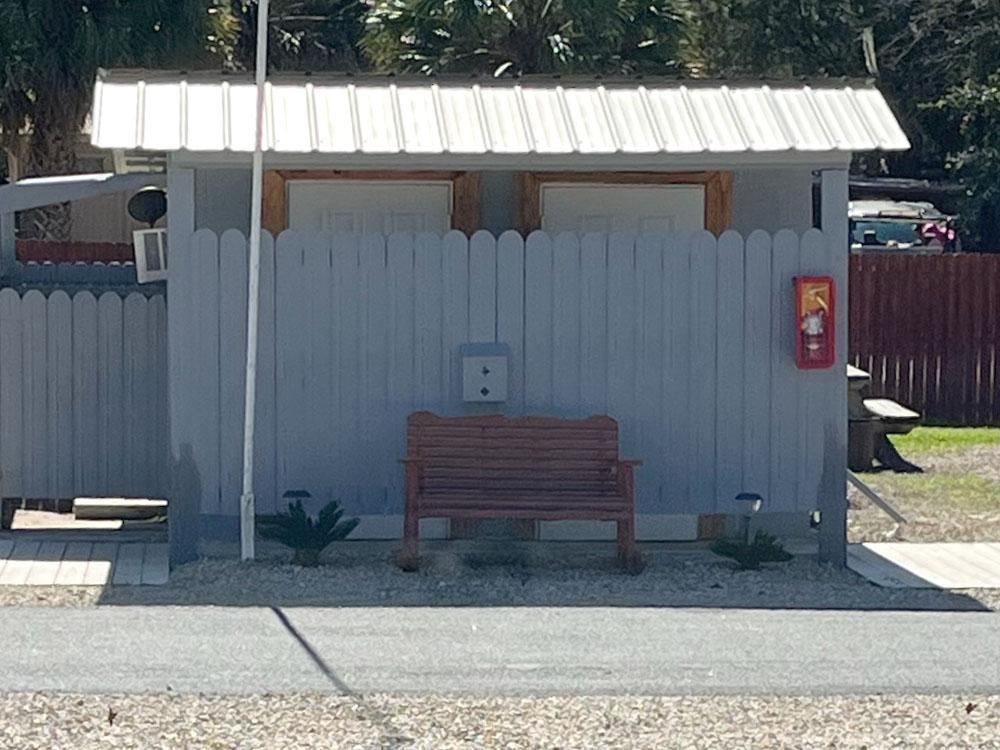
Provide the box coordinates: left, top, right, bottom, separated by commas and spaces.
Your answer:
240, 0, 270, 561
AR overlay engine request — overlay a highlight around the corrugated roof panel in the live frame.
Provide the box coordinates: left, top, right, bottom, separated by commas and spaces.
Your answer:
604, 89, 659, 152
478, 88, 530, 153
185, 84, 227, 151
270, 84, 313, 152
850, 88, 910, 150
89, 73, 910, 157
140, 82, 183, 151
684, 88, 747, 152
311, 86, 356, 152
396, 86, 444, 153
436, 87, 488, 153
769, 89, 833, 151
354, 86, 400, 152
95, 82, 141, 149
643, 89, 705, 152
521, 87, 574, 153
727, 88, 790, 151
226, 84, 260, 151
808, 88, 876, 150
562, 88, 617, 153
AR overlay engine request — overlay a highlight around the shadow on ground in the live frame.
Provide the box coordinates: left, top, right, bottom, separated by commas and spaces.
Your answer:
86, 540, 996, 612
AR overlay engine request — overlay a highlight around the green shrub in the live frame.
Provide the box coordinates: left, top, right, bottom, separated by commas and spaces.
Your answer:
712, 531, 793, 571
256, 491, 359, 567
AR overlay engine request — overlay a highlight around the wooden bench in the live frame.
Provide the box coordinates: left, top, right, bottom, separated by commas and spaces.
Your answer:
400, 411, 643, 573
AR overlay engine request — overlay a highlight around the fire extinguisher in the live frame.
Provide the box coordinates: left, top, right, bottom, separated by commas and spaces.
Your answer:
795, 276, 835, 369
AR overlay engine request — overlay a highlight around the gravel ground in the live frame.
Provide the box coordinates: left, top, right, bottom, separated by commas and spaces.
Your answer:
2, 692, 997, 749
1, 542, 997, 611
849, 442, 1000, 543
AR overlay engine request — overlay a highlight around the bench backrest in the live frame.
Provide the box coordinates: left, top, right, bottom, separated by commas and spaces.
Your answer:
406, 411, 622, 496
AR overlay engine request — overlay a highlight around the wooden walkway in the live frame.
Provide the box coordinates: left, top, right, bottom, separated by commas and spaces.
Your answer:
848, 542, 1000, 589
0, 540, 168, 586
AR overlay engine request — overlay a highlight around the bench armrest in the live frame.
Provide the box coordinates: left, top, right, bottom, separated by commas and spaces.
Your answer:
620, 459, 643, 467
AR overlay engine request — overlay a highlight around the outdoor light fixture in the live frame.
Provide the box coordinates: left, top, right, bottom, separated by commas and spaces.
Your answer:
734, 492, 764, 545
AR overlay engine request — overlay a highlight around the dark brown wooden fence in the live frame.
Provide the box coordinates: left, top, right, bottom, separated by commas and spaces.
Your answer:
850, 253, 1000, 426
15, 240, 134, 264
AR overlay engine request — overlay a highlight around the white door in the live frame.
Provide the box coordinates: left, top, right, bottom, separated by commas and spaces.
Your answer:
540, 184, 705, 233
287, 180, 452, 233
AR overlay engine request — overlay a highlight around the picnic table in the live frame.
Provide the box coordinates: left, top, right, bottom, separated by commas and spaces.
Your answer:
848, 364, 922, 472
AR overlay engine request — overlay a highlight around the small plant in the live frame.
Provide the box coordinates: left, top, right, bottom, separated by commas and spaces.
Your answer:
256, 491, 359, 567
712, 530, 793, 571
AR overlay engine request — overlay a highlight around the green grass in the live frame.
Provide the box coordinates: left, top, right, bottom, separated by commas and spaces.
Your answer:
892, 427, 1000, 456
869, 472, 1000, 512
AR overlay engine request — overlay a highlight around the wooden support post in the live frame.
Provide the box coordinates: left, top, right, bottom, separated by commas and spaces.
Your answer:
819, 168, 849, 567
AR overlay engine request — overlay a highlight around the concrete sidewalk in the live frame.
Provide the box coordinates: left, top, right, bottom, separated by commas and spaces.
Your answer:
1, 606, 998, 696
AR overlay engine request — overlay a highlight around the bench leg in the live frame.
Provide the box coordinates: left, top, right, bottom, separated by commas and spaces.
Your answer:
617, 517, 644, 574
397, 507, 420, 572
0, 499, 15, 531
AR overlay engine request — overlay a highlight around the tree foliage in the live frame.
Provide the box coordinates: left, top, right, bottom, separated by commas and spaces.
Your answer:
362, 0, 684, 76
0, 1, 234, 237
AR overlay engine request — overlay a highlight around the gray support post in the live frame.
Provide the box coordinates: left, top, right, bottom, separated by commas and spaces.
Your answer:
818, 167, 849, 566
0, 212, 15, 279
166, 165, 199, 564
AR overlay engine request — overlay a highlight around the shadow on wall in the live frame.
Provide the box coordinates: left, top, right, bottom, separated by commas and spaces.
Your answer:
169, 443, 201, 566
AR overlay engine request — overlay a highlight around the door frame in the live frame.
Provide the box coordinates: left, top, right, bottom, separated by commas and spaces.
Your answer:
263, 169, 481, 236
517, 171, 733, 236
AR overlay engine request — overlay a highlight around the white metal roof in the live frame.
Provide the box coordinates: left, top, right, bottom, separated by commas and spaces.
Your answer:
90, 72, 910, 157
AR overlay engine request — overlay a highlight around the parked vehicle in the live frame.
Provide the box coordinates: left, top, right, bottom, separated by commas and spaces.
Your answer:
849, 200, 960, 253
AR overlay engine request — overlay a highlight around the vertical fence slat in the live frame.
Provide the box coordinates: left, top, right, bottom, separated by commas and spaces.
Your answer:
606, 231, 636, 468
689, 232, 718, 512
0, 289, 23, 498
468, 231, 497, 342
97, 292, 125, 495
496, 231, 525, 414
552, 232, 582, 413
663, 233, 690, 511
219, 230, 249, 515
21, 291, 48, 499
715, 230, 744, 510
387, 232, 415, 511
71, 293, 98, 496
122, 293, 148, 496
579, 233, 608, 415
524, 232, 554, 410
743, 231, 771, 498
769, 230, 800, 508
189, 231, 221, 513
635, 233, 664, 513
332, 232, 361, 511
415, 232, 444, 410
47, 291, 73, 498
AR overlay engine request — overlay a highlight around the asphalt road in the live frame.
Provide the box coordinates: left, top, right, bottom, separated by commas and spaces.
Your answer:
2, 606, 998, 696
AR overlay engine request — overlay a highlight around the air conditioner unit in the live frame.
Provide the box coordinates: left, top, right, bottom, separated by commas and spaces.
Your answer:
132, 228, 168, 283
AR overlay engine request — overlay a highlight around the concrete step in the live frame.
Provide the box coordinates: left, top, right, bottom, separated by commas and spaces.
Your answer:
74, 497, 168, 521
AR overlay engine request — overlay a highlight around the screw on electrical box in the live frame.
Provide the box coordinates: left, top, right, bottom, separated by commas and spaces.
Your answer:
481, 366, 490, 375
480, 387, 490, 396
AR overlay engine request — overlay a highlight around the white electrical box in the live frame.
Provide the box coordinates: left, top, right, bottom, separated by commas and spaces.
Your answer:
460, 343, 509, 402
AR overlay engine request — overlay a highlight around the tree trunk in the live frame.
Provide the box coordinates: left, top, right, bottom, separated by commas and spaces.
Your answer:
18, 123, 81, 242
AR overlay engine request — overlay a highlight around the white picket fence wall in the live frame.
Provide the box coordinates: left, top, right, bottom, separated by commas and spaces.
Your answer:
0, 289, 169, 500
170, 228, 843, 520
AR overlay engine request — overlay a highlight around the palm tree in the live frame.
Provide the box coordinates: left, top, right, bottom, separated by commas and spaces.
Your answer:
0, 0, 236, 239
362, 0, 685, 77
225, 0, 369, 72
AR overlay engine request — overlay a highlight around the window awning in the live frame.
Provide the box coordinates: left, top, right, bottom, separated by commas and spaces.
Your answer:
0, 172, 166, 213
90, 70, 909, 158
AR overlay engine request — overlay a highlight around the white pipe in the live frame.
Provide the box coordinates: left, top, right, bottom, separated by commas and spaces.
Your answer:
240, 0, 270, 561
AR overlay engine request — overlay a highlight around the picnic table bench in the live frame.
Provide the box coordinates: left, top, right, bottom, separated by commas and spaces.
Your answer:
399, 411, 643, 573
848, 365, 922, 472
